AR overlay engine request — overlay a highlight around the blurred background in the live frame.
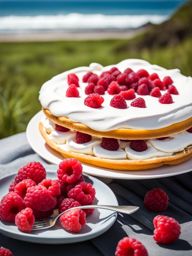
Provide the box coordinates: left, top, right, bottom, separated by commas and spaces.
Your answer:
0, 0, 191, 138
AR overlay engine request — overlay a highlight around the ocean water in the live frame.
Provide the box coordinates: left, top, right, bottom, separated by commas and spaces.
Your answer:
0, 0, 185, 33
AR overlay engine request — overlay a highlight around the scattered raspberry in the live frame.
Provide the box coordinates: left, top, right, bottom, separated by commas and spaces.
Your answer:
66, 84, 79, 97
0, 192, 25, 223
168, 85, 179, 95
0, 247, 13, 256
15, 162, 46, 184
124, 67, 133, 75
14, 179, 36, 198
59, 198, 80, 213
68, 182, 95, 205
187, 127, 192, 133
115, 237, 148, 256
119, 85, 128, 91
98, 74, 113, 89
130, 140, 148, 152
110, 95, 127, 109
87, 74, 99, 85
75, 132, 92, 144
130, 82, 138, 91
94, 85, 105, 95
131, 97, 146, 108
153, 79, 165, 90
126, 72, 139, 85
138, 77, 150, 86
57, 159, 82, 185
107, 81, 121, 95
163, 76, 173, 88
112, 69, 121, 78
40, 179, 61, 197
159, 92, 173, 104
137, 69, 149, 78
59, 176, 84, 196
9, 181, 16, 192
117, 73, 127, 85
15, 207, 35, 233
149, 72, 159, 81
84, 83, 95, 95
109, 66, 120, 74
67, 73, 79, 86
84, 93, 104, 108
153, 215, 181, 244
120, 89, 136, 100
137, 83, 149, 95
150, 87, 161, 98
60, 208, 86, 233
24, 185, 56, 212
101, 138, 119, 151
100, 71, 110, 78
144, 188, 169, 211
55, 124, 70, 132
82, 71, 93, 83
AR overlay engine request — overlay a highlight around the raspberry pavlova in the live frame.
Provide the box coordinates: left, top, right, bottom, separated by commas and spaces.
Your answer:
39, 59, 192, 171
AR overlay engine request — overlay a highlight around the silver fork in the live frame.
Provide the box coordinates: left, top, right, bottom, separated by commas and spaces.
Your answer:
32, 205, 139, 231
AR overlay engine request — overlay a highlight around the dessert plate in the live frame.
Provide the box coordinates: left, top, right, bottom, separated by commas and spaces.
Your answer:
26, 111, 192, 180
0, 170, 118, 244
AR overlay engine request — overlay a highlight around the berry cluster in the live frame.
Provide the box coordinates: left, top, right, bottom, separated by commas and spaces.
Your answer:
0, 159, 95, 234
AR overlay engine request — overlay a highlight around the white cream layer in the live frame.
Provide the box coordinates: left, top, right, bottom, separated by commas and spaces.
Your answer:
39, 59, 192, 131
67, 137, 100, 155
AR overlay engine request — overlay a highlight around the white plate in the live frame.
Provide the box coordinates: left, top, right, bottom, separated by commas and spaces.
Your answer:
0, 170, 117, 244
26, 111, 192, 180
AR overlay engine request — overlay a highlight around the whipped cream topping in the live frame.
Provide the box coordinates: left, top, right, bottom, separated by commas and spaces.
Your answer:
39, 59, 192, 131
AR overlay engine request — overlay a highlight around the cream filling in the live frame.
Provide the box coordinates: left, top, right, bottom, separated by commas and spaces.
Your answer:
93, 144, 127, 159
49, 130, 74, 144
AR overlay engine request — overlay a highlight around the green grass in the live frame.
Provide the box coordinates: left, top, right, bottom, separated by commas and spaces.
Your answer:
0, 35, 192, 138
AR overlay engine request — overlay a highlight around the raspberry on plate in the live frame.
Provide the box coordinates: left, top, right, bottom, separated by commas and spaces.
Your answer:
101, 138, 119, 151
130, 140, 148, 152
59, 198, 81, 213
159, 92, 173, 104
120, 89, 136, 100
9, 181, 16, 192
117, 73, 127, 85
131, 97, 146, 108
115, 237, 148, 256
67, 73, 79, 86
57, 159, 82, 184
144, 188, 169, 211
168, 85, 179, 95
60, 208, 86, 233
0, 247, 13, 256
66, 85, 79, 97
153, 79, 165, 90
94, 85, 105, 95
124, 67, 133, 75
82, 71, 93, 83
163, 76, 173, 88
153, 215, 181, 244
40, 179, 61, 197
107, 81, 121, 95
150, 87, 161, 98
24, 185, 56, 212
187, 127, 192, 133
137, 83, 149, 95
126, 72, 139, 85
149, 72, 159, 81
75, 132, 92, 144
98, 74, 112, 89
68, 181, 95, 205
15, 207, 35, 233
15, 162, 46, 184
87, 73, 99, 85
14, 179, 36, 198
110, 95, 127, 109
55, 124, 70, 132
0, 192, 25, 223
136, 69, 149, 78
85, 83, 95, 95
84, 93, 104, 108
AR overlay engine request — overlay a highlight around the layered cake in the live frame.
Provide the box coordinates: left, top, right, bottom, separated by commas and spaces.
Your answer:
39, 59, 192, 170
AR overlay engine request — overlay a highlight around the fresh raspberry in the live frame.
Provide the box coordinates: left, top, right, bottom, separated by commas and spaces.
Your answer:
87, 73, 99, 85
168, 85, 179, 95
24, 185, 56, 212
33, 209, 53, 220
157, 137, 170, 140
131, 97, 146, 108
115, 237, 148, 256
144, 188, 169, 211
126, 72, 139, 85
130, 140, 148, 152
67, 73, 79, 86
68, 182, 95, 205
94, 85, 105, 95
101, 138, 119, 151
153, 215, 181, 244
98, 74, 113, 89
57, 159, 82, 185
117, 73, 127, 85
15, 162, 46, 184
0, 192, 25, 223
85, 83, 95, 95
110, 95, 127, 109
187, 127, 192, 133
119, 85, 128, 91
84, 93, 104, 108
124, 67, 133, 75
137, 83, 149, 95
59, 198, 80, 213
138, 77, 150, 86
55, 124, 70, 132
120, 89, 136, 100
15, 207, 35, 233
150, 87, 161, 98
40, 179, 61, 197
9, 181, 16, 192
149, 72, 159, 81
153, 79, 165, 90
75, 132, 92, 144
109, 67, 120, 74
59, 176, 84, 196
82, 71, 93, 83
60, 208, 86, 233
136, 69, 149, 78
66, 84, 79, 97
100, 71, 110, 78
107, 81, 121, 95
130, 82, 138, 91
14, 179, 36, 198
163, 76, 173, 88
0, 247, 13, 256
159, 92, 173, 104
111, 69, 121, 78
